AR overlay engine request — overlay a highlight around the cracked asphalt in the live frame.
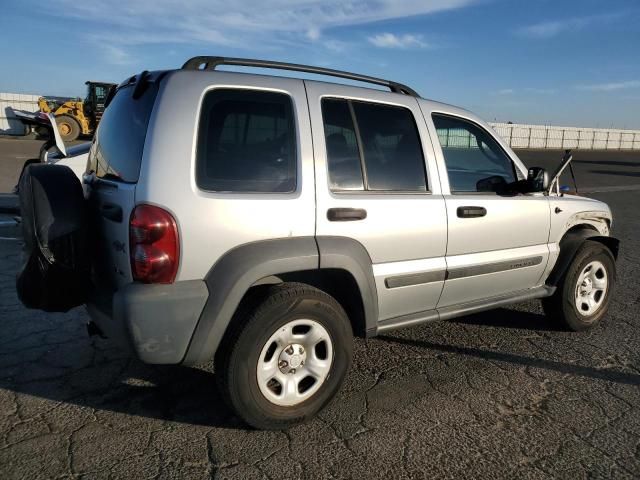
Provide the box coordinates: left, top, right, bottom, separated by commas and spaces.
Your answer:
1, 152, 639, 478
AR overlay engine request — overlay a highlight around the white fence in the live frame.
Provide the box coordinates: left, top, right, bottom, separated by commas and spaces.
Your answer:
0, 92, 40, 135
490, 122, 640, 150
1, 90, 640, 150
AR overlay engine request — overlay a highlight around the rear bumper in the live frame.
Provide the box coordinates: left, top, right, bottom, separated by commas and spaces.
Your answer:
87, 280, 209, 364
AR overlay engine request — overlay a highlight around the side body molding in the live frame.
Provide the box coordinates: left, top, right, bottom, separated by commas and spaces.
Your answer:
316, 236, 379, 337
182, 237, 319, 365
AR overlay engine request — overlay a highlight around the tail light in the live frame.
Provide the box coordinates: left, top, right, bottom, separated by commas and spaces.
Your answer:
129, 204, 179, 283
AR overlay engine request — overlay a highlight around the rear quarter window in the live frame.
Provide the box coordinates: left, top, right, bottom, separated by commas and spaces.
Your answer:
89, 82, 158, 182
195, 89, 297, 193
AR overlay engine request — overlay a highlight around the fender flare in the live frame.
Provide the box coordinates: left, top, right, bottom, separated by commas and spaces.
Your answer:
181, 236, 378, 365
316, 236, 379, 337
546, 229, 620, 287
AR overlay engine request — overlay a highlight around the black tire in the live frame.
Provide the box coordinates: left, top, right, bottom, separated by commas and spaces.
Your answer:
542, 241, 616, 331
55, 115, 80, 142
215, 282, 353, 430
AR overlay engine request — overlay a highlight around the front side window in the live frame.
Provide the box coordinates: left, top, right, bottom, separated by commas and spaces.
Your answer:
322, 98, 427, 192
196, 89, 296, 193
432, 114, 517, 193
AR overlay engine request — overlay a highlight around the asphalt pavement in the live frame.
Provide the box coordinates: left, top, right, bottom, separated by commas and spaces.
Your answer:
0, 140, 639, 479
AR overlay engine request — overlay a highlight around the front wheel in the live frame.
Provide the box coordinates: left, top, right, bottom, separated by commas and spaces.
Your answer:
215, 283, 353, 430
543, 241, 616, 331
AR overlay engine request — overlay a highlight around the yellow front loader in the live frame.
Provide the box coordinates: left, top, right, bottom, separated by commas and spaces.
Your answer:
37, 81, 115, 141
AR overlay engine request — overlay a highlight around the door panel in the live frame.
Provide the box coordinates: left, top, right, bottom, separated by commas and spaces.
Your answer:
306, 81, 447, 321
445, 195, 550, 256
437, 243, 549, 307
373, 257, 446, 320
423, 110, 552, 306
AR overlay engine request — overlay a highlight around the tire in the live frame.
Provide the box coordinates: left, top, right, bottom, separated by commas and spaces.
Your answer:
215, 282, 353, 430
542, 241, 616, 331
16, 164, 90, 312
55, 115, 80, 142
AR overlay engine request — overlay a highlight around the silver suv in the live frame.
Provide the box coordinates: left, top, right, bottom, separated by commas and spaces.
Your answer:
18, 57, 619, 430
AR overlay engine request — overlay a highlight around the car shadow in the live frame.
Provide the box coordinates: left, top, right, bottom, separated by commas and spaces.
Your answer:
449, 307, 561, 331
2, 306, 636, 430
1, 349, 248, 430
377, 335, 640, 387
590, 169, 640, 178
573, 159, 640, 168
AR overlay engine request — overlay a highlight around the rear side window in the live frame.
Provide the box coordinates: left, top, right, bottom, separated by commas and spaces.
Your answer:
89, 82, 158, 182
321, 98, 427, 192
321, 99, 363, 190
196, 89, 296, 193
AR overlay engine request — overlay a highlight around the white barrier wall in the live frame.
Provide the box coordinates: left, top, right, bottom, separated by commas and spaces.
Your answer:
1, 90, 639, 149
490, 122, 640, 150
0, 93, 40, 135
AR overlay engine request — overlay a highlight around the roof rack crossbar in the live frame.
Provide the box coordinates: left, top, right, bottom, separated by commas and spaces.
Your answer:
182, 56, 419, 97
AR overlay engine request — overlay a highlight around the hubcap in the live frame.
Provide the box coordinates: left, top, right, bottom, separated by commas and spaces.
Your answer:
575, 260, 608, 316
257, 319, 333, 406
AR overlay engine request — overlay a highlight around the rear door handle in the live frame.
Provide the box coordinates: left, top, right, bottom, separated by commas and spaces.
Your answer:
327, 208, 367, 222
100, 202, 123, 222
457, 206, 486, 218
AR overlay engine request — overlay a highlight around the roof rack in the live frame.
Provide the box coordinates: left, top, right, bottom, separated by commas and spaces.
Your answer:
182, 56, 419, 97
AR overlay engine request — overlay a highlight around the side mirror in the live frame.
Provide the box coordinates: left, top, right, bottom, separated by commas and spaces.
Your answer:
527, 167, 549, 192
476, 175, 508, 193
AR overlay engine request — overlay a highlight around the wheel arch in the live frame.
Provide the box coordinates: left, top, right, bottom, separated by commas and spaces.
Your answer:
546, 225, 619, 287
181, 236, 377, 365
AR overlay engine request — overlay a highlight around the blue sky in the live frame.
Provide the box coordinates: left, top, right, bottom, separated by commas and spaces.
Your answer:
1, 0, 639, 128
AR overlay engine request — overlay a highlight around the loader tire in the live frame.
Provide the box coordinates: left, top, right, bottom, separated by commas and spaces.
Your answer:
55, 115, 80, 142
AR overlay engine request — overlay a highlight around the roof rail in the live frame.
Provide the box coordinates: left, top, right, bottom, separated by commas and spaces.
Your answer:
181, 56, 419, 97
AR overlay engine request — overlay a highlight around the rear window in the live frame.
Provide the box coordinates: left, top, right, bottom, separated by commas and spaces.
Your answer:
88, 82, 158, 182
195, 89, 297, 193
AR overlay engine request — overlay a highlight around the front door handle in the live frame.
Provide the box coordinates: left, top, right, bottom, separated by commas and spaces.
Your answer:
457, 206, 486, 218
327, 208, 367, 222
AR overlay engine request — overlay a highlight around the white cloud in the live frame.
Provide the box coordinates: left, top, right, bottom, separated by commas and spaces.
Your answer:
368, 33, 428, 48
524, 87, 557, 95
42, 0, 475, 62
576, 80, 640, 92
102, 45, 133, 65
494, 87, 557, 96
323, 39, 350, 52
307, 27, 321, 41
517, 12, 624, 39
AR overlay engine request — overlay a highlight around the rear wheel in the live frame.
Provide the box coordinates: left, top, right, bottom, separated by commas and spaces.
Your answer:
542, 241, 616, 331
215, 283, 353, 430
55, 115, 80, 142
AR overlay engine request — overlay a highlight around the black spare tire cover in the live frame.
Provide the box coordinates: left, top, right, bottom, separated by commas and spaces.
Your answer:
16, 164, 90, 312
